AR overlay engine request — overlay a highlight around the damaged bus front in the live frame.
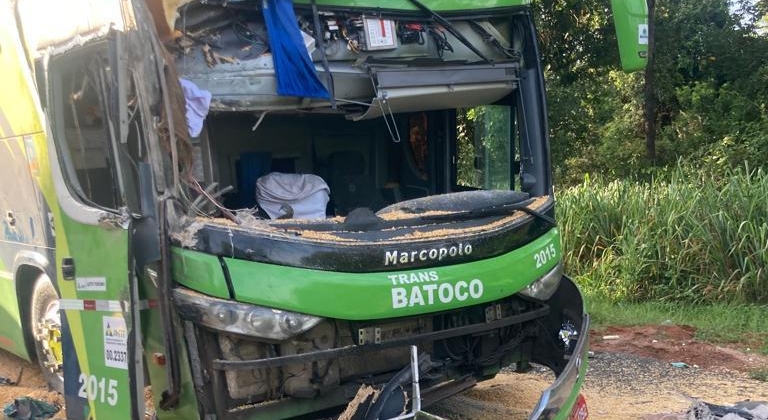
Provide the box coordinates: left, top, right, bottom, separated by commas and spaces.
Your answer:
4, 0, 646, 419
149, 0, 600, 418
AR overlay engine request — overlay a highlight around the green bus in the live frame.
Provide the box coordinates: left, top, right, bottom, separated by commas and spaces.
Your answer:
0, 0, 647, 418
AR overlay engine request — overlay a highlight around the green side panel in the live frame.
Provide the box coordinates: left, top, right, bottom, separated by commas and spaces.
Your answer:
141, 268, 202, 420
0, 4, 45, 362
0, 271, 28, 359
57, 215, 135, 420
172, 248, 230, 299
294, 0, 530, 11
226, 228, 561, 320
611, 0, 649, 72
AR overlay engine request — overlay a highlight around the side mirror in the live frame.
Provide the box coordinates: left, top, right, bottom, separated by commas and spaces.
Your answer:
611, 0, 649, 72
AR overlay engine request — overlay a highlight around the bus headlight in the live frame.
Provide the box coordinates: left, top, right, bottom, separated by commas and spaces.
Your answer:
519, 263, 563, 300
212, 304, 238, 326
173, 287, 323, 340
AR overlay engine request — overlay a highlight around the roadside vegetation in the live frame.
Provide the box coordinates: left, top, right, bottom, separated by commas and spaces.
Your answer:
540, 0, 768, 362
556, 166, 768, 359
557, 165, 768, 305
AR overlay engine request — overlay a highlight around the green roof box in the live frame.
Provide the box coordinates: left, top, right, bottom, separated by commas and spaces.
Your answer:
611, 0, 649, 72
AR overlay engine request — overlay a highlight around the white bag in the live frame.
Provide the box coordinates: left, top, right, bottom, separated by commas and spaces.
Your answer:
255, 172, 330, 219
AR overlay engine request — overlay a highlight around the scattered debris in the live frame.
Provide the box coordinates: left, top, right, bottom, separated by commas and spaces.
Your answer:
602, 335, 621, 340
0, 368, 23, 386
338, 385, 377, 420
686, 400, 768, 420
2, 397, 60, 420
671, 362, 690, 369
201, 44, 238, 68
591, 324, 768, 372
202, 44, 216, 68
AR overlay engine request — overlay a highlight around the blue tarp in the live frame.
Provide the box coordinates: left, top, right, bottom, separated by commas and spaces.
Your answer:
262, 0, 329, 99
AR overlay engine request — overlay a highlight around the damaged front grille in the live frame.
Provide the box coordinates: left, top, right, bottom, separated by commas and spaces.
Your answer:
187, 294, 548, 419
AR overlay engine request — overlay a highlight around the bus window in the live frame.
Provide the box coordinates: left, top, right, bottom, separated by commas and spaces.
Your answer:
50, 44, 141, 211
454, 105, 514, 190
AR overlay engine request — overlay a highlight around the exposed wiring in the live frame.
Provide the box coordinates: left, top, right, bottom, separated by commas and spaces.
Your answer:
183, 176, 238, 222
406, 0, 491, 63
468, 20, 521, 60
427, 26, 454, 58
341, 27, 360, 53
311, 0, 336, 108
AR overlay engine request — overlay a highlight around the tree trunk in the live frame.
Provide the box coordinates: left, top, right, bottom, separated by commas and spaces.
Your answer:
644, 0, 657, 164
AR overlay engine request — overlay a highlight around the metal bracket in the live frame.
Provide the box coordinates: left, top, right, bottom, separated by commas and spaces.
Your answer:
484, 304, 502, 323
358, 327, 382, 345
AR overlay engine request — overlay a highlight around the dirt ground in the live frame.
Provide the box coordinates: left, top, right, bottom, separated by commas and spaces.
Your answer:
0, 353, 64, 417
433, 324, 768, 420
0, 324, 766, 419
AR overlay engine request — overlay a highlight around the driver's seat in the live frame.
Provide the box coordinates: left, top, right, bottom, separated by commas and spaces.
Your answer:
327, 151, 386, 215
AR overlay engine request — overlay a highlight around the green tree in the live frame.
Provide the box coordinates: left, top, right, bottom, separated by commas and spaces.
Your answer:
539, 0, 768, 183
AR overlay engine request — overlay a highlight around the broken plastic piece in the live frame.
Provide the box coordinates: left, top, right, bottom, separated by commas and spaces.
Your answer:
2, 397, 60, 420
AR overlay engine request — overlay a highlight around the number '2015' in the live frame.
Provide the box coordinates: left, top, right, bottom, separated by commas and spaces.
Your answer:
534, 243, 557, 268
77, 373, 118, 406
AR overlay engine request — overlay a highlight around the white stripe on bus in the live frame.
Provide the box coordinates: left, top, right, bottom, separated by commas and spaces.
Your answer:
58, 299, 157, 312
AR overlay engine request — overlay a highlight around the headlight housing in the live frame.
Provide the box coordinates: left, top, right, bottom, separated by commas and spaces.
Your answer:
519, 263, 563, 300
173, 287, 323, 340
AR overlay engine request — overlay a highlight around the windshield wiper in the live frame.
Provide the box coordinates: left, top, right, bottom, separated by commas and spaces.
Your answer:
405, 0, 492, 64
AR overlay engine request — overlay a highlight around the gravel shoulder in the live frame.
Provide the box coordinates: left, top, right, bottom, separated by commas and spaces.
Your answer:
430, 351, 768, 420
431, 324, 768, 420
583, 351, 768, 419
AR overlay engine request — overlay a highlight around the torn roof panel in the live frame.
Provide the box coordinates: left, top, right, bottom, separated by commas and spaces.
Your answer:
150, 0, 531, 41
16, 0, 126, 54
146, 0, 194, 41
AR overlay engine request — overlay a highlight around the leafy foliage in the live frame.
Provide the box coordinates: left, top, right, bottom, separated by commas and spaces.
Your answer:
533, 1, 768, 305
456, 106, 512, 189
538, 0, 768, 183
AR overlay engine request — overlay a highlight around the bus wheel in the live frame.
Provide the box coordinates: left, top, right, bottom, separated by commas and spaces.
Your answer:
31, 274, 64, 393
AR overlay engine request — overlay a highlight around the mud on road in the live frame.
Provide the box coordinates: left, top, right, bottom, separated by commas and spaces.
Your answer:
0, 324, 766, 419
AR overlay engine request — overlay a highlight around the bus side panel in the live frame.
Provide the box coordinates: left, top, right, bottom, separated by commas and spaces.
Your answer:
0, 0, 50, 360
0, 137, 47, 360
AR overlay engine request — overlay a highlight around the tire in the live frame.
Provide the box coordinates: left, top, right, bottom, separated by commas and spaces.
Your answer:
30, 274, 64, 393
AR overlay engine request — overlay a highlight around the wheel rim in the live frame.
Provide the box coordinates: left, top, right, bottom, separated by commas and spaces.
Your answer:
36, 299, 63, 377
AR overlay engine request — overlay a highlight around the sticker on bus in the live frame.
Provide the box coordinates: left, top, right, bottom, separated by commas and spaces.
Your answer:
103, 316, 128, 369
76, 277, 107, 292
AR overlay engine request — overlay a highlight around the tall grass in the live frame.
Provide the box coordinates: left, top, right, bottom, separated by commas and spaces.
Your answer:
557, 165, 768, 304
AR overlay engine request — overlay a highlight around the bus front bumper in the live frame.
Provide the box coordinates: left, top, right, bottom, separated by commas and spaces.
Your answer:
529, 312, 589, 420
